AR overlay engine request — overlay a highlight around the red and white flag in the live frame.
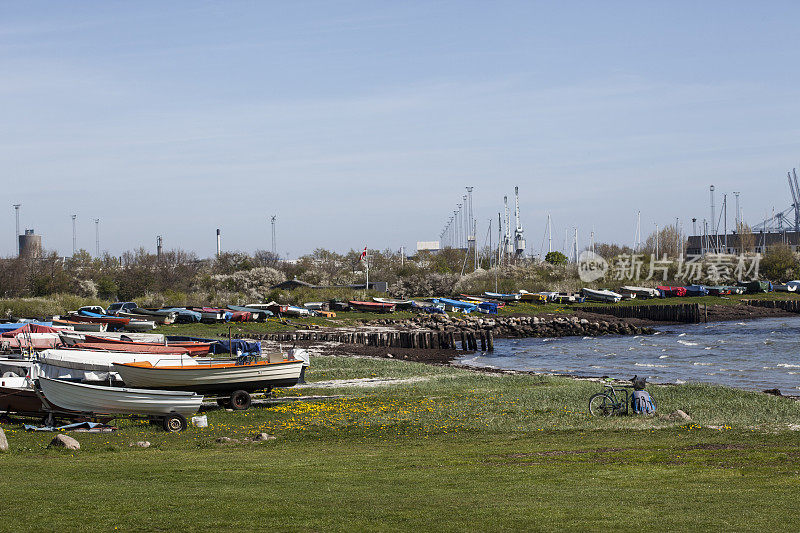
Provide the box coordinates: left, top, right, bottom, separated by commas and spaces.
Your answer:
359, 246, 367, 261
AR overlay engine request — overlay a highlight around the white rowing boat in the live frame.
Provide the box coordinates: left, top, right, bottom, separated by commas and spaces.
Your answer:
36, 348, 197, 382
38, 376, 202, 416
581, 288, 623, 303
619, 286, 661, 299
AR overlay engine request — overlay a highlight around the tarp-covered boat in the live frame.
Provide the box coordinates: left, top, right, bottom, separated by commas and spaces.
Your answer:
657, 286, 687, 297
706, 286, 732, 296
227, 305, 273, 321
433, 298, 477, 313
136, 307, 200, 324
738, 280, 772, 294
683, 285, 709, 297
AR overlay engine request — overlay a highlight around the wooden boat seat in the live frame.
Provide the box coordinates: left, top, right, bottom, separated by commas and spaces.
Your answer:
267, 352, 286, 363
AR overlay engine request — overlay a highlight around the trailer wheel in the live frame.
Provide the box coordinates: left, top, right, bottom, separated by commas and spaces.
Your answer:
162, 413, 187, 433
229, 390, 251, 411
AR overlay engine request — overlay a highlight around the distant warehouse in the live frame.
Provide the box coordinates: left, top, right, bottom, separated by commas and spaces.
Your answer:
416, 241, 440, 253
686, 231, 800, 255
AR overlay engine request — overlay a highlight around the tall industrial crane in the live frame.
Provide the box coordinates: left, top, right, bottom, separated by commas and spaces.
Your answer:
513, 186, 525, 256
503, 196, 513, 257
753, 168, 800, 232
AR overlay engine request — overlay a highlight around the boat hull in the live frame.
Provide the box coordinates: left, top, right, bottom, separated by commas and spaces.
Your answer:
38, 377, 203, 416
581, 289, 623, 303
113, 359, 304, 393
0, 385, 43, 415
349, 301, 395, 313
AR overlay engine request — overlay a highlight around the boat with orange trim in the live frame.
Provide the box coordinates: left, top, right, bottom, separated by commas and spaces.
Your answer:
113, 357, 304, 393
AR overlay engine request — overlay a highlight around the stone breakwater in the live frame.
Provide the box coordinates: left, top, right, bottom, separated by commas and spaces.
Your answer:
239, 314, 654, 355
371, 313, 655, 339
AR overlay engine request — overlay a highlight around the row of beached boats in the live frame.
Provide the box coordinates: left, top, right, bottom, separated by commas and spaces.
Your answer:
0, 323, 307, 432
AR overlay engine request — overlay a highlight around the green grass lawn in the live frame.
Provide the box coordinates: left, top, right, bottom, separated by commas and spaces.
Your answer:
2, 356, 800, 531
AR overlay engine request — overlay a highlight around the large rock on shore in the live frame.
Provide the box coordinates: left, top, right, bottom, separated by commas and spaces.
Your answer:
48, 434, 80, 450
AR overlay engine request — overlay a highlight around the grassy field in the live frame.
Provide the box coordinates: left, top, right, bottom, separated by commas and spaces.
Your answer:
157, 310, 419, 337
2, 356, 800, 531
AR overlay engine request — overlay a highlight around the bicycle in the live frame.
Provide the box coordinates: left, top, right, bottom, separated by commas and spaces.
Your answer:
588, 378, 658, 416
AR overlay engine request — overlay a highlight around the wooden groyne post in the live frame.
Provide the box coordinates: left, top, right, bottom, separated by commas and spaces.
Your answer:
238, 329, 492, 352
575, 303, 701, 323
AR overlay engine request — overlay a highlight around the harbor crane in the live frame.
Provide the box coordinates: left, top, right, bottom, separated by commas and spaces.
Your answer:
513, 186, 525, 256
753, 168, 800, 232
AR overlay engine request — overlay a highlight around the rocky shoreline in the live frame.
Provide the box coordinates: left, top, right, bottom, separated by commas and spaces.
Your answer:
368, 312, 655, 339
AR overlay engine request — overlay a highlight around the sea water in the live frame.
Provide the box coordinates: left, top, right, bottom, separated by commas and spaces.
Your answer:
457, 316, 800, 392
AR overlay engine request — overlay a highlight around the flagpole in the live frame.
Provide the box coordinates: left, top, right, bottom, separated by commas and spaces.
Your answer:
365, 248, 369, 292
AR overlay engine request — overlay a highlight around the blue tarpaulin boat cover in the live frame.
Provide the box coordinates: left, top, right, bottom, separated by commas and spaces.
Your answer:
477, 302, 498, 314
434, 298, 478, 313
166, 335, 261, 355
420, 306, 446, 314
0, 322, 53, 332
160, 308, 202, 323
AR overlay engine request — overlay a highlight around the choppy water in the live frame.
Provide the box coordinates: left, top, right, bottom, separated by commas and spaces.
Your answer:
457, 316, 800, 392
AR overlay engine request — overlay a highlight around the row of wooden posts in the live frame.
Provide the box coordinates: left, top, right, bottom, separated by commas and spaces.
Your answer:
233, 329, 494, 352
743, 299, 800, 312
575, 303, 702, 323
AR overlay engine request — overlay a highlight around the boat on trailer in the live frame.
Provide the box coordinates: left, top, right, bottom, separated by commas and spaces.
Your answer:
37, 377, 202, 431
113, 357, 304, 410
113, 358, 304, 393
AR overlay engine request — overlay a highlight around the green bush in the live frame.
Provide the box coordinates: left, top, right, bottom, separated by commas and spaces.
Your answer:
0, 294, 109, 318
545, 251, 568, 265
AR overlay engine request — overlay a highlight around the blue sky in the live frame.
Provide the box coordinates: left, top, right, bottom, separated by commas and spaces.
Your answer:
3, 1, 800, 258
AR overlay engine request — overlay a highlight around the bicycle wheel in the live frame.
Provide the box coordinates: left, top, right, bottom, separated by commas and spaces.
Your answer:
588, 393, 616, 417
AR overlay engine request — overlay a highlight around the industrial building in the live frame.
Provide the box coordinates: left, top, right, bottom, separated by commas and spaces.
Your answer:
18, 229, 42, 258
685, 231, 800, 255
